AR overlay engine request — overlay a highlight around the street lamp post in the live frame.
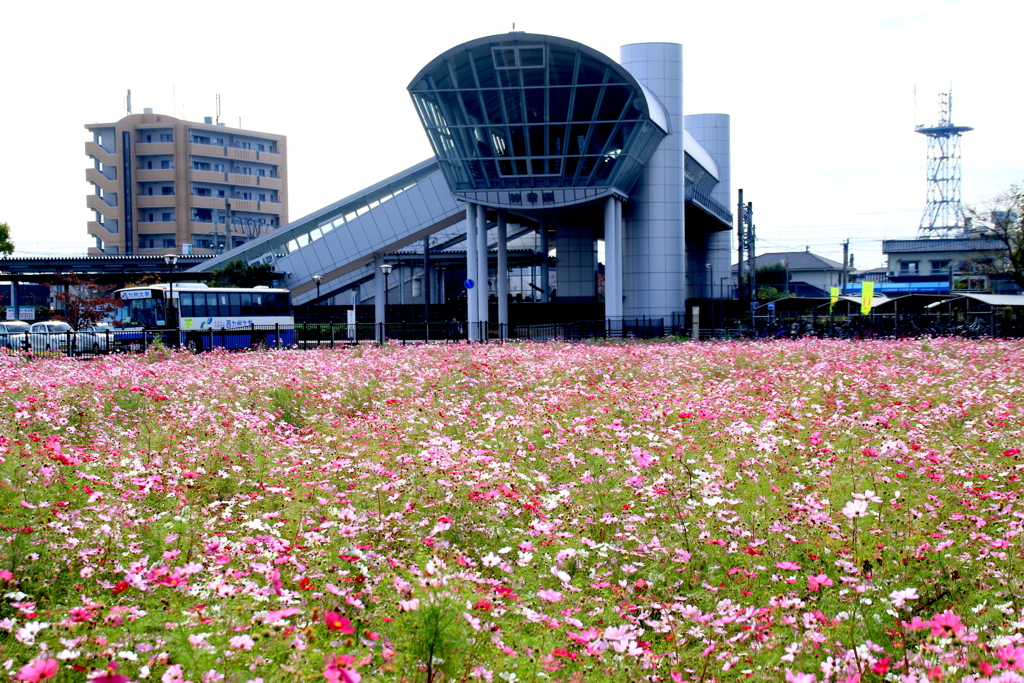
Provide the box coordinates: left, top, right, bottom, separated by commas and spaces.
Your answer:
312, 274, 322, 302
380, 263, 393, 307
164, 254, 178, 328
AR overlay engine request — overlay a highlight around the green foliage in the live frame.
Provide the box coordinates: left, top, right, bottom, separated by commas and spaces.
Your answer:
0, 221, 14, 255
207, 260, 277, 288
967, 181, 1024, 289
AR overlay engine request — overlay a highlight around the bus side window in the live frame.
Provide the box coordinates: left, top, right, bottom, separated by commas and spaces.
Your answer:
196, 293, 211, 318
180, 292, 194, 318
229, 293, 242, 317
219, 293, 230, 318
240, 293, 253, 316
253, 294, 264, 313
274, 293, 288, 315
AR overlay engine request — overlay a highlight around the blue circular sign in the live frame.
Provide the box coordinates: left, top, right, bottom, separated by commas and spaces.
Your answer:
464, 279, 475, 289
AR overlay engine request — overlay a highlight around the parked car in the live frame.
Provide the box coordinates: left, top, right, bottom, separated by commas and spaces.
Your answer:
76, 324, 119, 352
0, 321, 31, 349
25, 321, 76, 353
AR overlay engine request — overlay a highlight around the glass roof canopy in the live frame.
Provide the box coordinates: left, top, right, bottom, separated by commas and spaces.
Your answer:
408, 33, 668, 210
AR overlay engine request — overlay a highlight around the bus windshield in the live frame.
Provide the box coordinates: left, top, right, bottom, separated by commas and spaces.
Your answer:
117, 294, 168, 327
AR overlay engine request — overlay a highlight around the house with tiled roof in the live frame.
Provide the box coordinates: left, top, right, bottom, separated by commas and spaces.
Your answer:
733, 251, 845, 298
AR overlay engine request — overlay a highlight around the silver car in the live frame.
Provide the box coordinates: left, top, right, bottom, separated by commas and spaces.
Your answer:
25, 321, 75, 354
0, 321, 31, 349
76, 324, 118, 352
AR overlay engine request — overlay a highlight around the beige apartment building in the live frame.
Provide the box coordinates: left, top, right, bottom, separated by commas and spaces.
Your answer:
85, 110, 287, 255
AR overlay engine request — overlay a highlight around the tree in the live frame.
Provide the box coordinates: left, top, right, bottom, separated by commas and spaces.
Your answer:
0, 221, 15, 255
967, 182, 1024, 289
207, 260, 277, 288
50, 272, 121, 329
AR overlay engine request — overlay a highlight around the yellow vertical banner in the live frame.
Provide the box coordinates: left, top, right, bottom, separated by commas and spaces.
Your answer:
860, 281, 874, 315
830, 287, 839, 310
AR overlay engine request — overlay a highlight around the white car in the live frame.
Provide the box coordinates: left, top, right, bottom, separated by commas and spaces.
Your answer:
24, 321, 76, 354
0, 321, 31, 349
76, 324, 119, 352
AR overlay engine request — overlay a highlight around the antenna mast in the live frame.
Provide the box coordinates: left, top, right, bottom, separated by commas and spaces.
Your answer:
126, 89, 132, 115
216, 94, 221, 125
915, 89, 973, 239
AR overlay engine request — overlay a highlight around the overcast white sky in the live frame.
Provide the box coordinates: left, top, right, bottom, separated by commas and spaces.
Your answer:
2, 0, 1020, 270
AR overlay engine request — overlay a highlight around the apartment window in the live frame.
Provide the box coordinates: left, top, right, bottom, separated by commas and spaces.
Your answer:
147, 187, 154, 196
258, 194, 266, 202
241, 192, 253, 201
192, 161, 211, 171
162, 212, 174, 222
898, 260, 920, 276
161, 160, 173, 170
256, 168, 266, 177
243, 167, 252, 176
146, 135, 152, 143
241, 142, 251, 150
160, 133, 173, 142
216, 190, 225, 198
194, 187, 211, 197
147, 161, 153, 170
148, 213, 154, 222
192, 135, 211, 145
930, 260, 950, 274
163, 238, 176, 248
162, 186, 174, 196
212, 138, 224, 146
257, 143, 265, 152
213, 163, 225, 172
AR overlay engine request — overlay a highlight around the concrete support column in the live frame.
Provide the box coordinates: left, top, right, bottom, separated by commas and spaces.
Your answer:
539, 222, 550, 303
621, 43, 685, 319
422, 238, 431, 320
604, 196, 623, 319
465, 203, 479, 339
496, 210, 508, 332
477, 204, 489, 327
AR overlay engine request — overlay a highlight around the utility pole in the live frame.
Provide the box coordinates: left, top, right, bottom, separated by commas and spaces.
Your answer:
841, 240, 849, 295
736, 189, 745, 300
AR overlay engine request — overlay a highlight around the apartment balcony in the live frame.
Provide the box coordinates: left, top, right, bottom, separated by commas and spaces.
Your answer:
226, 199, 259, 212
85, 141, 117, 166
226, 147, 256, 162
227, 172, 258, 187
85, 168, 118, 192
135, 142, 175, 156
256, 200, 283, 215
188, 195, 229, 210
87, 220, 118, 238
188, 142, 228, 159
136, 222, 178, 233
136, 195, 176, 209
86, 194, 119, 215
256, 149, 282, 164
188, 170, 227, 184
255, 175, 283, 190
135, 169, 176, 182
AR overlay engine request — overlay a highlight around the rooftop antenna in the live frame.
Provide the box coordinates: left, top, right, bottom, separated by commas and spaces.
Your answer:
126, 89, 132, 115
216, 94, 221, 125
915, 86, 973, 239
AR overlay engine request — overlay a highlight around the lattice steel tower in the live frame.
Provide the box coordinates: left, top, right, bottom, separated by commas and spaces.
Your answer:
915, 90, 973, 238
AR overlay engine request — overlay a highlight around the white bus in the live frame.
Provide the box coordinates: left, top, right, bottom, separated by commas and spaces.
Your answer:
114, 283, 295, 351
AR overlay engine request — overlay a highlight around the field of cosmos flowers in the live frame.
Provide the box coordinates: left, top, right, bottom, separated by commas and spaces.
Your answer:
1, 338, 1023, 683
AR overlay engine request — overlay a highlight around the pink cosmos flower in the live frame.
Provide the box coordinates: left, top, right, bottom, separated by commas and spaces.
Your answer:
324, 654, 360, 683
785, 671, 817, 683
537, 589, 562, 602
924, 610, 963, 638
324, 610, 355, 634
841, 500, 869, 519
14, 658, 58, 682
807, 574, 833, 591
994, 644, 1024, 670
775, 561, 802, 571
888, 587, 919, 608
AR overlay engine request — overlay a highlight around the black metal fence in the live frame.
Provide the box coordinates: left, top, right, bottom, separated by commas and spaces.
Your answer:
4, 307, 1023, 360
